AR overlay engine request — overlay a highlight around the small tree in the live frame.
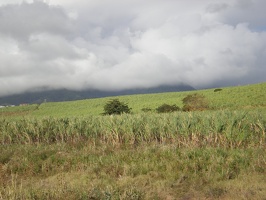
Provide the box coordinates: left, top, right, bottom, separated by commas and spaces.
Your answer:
103, 99, 131, 115
182, 93, 209, 111
156, 104, 180, 113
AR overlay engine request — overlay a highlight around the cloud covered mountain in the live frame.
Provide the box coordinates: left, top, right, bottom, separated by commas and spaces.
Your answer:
0, 84, 195, 105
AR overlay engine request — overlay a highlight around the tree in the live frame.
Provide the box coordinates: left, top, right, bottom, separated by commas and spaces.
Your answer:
103, 99, 131, 115
182, 93, 209, 111
156, 104, 180, 113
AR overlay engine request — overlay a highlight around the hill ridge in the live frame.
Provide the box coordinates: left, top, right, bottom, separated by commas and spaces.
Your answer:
0, 84, 195, 105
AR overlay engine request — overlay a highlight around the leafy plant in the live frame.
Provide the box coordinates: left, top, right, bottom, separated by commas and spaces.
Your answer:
103, 99, 131, 115
156, 104, 180, 113
182, 93, 209, 111
214, 88, 223, 92
141, 107, 153, 112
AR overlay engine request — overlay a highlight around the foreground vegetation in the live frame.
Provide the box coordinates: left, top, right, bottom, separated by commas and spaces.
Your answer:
0, 110, 265, 148
0, 82, 266, 199
1, 144, 265, 199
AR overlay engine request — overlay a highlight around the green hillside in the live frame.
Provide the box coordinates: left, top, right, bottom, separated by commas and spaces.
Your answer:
1, 82, 265, 118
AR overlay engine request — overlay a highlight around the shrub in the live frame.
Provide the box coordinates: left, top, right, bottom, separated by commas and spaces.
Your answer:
156, 104, 180, 113
103, 99, 131, 115
141, 107, 153, 112
182, 93, 209, 111
214, 88, 223, 92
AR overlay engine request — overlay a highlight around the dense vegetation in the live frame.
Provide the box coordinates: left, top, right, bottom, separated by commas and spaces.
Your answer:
182, 93, 209, 111
1, 110, 265, 148
156, 103, 180, 113
103, 99, 131, 115
0, 82, 266, 199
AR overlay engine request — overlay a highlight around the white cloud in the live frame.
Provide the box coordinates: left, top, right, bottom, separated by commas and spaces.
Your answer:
0, 0, 265, 97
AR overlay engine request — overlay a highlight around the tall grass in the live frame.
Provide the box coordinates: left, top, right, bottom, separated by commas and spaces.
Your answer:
1, 110, 265, 148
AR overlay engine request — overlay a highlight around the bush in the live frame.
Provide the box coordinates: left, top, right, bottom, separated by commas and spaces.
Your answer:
156, 104, 180, 113
141, 107, 153, 112
182, 93, 209, 111
103, 99, 131, 115
214, 88, 222, 92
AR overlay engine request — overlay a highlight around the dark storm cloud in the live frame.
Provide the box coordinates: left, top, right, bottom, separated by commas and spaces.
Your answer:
0, 1, 74, 40
0, 0, 265, 97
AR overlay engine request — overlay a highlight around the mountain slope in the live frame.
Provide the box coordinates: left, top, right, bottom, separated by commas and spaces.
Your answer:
0, 84, 195, 105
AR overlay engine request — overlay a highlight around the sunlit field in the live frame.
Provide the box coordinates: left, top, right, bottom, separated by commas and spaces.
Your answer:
0, 82, 265, 199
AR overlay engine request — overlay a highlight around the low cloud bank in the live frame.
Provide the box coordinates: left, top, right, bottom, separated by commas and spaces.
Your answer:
0, 0, 266, 97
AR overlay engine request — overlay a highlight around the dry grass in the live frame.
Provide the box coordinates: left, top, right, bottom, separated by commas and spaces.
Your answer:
1, 143, 265, 199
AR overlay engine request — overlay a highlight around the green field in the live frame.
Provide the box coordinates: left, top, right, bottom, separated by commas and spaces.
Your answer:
0, 82, 266, 199
0, 82, 266, 119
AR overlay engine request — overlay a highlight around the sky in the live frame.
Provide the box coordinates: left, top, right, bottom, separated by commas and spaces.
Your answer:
0, 0, 266, 97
